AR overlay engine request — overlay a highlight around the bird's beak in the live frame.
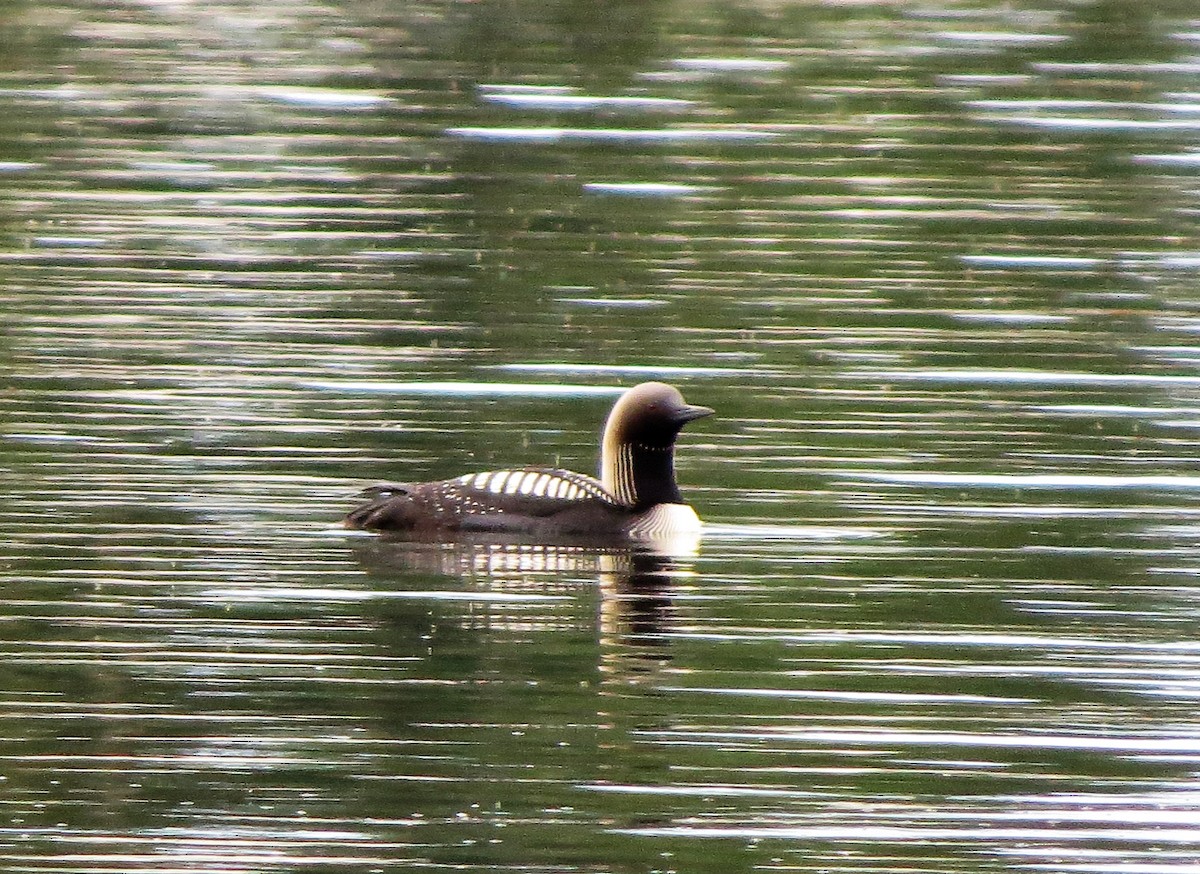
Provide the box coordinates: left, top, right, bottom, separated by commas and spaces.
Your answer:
678, 403, 715, 423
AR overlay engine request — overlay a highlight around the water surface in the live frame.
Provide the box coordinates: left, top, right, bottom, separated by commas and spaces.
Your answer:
4, 1, 1200, 872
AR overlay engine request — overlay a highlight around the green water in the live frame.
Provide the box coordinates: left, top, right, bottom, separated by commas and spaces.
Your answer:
4, 1, 1200, 871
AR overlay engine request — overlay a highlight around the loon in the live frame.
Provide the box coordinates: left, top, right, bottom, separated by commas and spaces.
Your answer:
344, 381, 713, 539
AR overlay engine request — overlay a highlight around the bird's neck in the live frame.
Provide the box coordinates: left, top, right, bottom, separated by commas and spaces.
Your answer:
601, 435, 683, 509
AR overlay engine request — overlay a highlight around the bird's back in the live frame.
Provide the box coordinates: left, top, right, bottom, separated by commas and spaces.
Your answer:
345, 467, 630, 535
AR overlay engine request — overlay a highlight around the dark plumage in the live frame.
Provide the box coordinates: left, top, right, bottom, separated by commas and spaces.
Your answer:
344, 382, 712, 539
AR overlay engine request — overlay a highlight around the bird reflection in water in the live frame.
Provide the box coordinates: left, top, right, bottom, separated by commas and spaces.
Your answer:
349, 530, 699, 677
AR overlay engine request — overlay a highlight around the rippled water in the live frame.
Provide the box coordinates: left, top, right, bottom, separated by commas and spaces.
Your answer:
5, 1, 1200, 872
